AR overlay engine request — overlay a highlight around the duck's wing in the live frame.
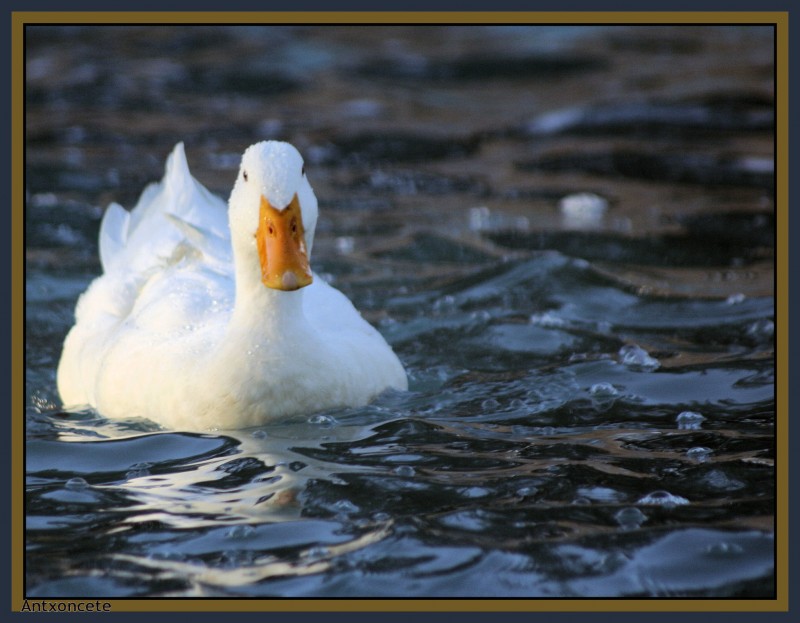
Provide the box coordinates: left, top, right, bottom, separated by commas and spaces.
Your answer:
100, 142, 231, 276
303, 276, 408, 393
59, 144, 234, 407
87, 143, 232, 323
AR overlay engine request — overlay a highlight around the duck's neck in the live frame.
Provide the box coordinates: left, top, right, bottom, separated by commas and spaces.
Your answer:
229, 238, 308, 340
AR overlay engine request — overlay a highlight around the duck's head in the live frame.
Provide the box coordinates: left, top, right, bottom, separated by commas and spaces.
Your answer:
229, 141, 318, 291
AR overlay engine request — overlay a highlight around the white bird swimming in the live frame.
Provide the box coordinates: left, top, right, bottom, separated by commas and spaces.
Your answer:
57, 141, 408, 430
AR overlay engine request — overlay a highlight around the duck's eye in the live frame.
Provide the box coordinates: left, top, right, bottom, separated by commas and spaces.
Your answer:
301, 165, 305, 176
243, 170, 249, 182
291, 219, 298, 236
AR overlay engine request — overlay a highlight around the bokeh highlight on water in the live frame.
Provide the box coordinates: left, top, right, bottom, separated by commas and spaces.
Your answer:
25, 25, 775, 598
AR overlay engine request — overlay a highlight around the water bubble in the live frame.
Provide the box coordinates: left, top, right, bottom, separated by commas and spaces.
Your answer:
481, 398, 500, 411
509, 398, 526, 410
250, 429, 268, 439
559, 192, 608, 229
676, 411, 705, 430
308, 414, 338, 427
746, 319, 774, 341
433, 295, 456, 313
333, 500, 360, 515
301, 546, 331, 561
705, 541, 745, 557
577, 486, 625, 503
726, 293, 746, 305
126, 462, 152, 479
589, 382, 619, 397
469, 310, 492, 324
459, 486, 490, 499
529, 311, 565, 328
30, 391, 57, 413
636, 490, 690, 507
687, 446, 712, 462
701, 469, 745, 491
516, 485, 538, 497
65, 477, 89, 491
226, 525, 255, 539
439, 509, 490, 531
221, 549, 255, 568
619, 344, 660, 371
614, 507, 647, 529
572, 496, 592, 505
595, 551, 629, 573
392, 465, 416, 477
525, 388, 544, 401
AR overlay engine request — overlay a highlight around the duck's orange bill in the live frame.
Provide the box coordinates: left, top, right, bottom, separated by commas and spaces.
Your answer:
256, 194, 313, 291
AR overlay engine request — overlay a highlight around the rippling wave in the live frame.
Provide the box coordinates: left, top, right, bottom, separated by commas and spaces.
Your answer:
26, 250, 774, 597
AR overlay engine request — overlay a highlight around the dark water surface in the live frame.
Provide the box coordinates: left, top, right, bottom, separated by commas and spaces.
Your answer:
25, 25, 775, 598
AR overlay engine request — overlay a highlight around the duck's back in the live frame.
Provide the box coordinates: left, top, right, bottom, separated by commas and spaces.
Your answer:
57, 143, 233, 409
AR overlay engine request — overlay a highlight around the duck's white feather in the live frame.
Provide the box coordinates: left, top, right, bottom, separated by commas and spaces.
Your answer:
57, 142, 407, 430
98, 202, 129, 271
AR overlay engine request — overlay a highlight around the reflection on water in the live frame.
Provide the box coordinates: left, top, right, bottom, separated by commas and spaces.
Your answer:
25, 24, 775, 598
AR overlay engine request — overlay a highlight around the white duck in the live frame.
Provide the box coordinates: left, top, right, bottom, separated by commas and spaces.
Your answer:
57, 141, 408, 430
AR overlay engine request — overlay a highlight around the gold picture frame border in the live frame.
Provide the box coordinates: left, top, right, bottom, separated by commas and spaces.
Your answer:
11, 10, 789, 613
